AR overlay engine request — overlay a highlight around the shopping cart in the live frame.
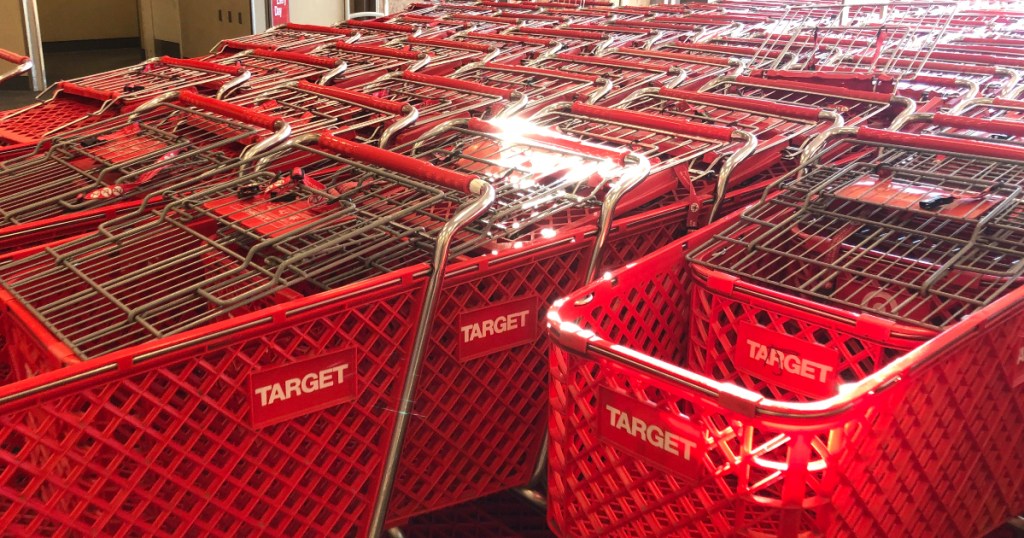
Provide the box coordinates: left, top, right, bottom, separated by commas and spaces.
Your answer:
376, 37, 500, 75
347, 71, 525, 144
448, 62, 611, 116
603, 19, 740, 48
652, 41, 800, 70
526, 54, 685, 105
598, 48, 743, 90
449, 31, 561, 64
377, 13, 472, 36
333, 19, 425, 44
307, 42, 430, 87
0, 49, 32, 87
210, 49, 347, 94
547, 126, 1024, 538
826, 53, 1021, 100
0, 91, 290, 252
0, 57, 250, 150
402, 2, 499, 18
501, 27, 615, 55
491, 11, 567, 28
208, 24, 359, 57
554, 24, 662, 50
225, 80, 418, 144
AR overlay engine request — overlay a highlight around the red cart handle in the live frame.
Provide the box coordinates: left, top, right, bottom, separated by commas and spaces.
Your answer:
658, 14, 765, 23
853, 55, 1000, 76
344, 20, 417, 33
658, 87, 825, 121
251, 49, 343, 68
514, 28, 607, 40
317, 133, 477, 193
477, 62, 602, 82
283, 23, 356, 35
610, 20, 700, 31
916, 49, 1024, 69
462, 32, 554, 46
465, 117, 631, 164
217, 39, 275, 52
855, 127, 1024, 162
391, 14, 440, 22
989, 97, 1024, 109
611, 48, 733, 66
907, 74, 976, 88
930, 113, 1024, 139
564, 24, 652, 35
404, 37, 494, 52
499, 12, 564, 20
332, 42, 423, 60
177, 91, 283, 130
400, 71, 515, 98
570, 102, 737, 141
549, 53, 673, 73
0, 48, 30, 64
296, 80, 408, 114
160, 56, 246, 76
450, 14, 519, 24
678, 43, 762, 56
57, 81, 120, 102
734, 74, 895, 102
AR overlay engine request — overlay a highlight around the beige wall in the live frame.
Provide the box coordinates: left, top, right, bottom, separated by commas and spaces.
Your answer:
0, 0, 27, 55
290, 0, 344, 25
38, 0, 140, 42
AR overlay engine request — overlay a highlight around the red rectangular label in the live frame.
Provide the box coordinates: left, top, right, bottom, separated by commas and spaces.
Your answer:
271, 0, 289, 26
249, 349, 357, 428
732, 322, 840, 399
458, 296, 538, 361
597, 388, 705, 481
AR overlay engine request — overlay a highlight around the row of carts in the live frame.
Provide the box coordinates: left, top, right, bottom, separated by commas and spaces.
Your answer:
0, 0, 1021, 536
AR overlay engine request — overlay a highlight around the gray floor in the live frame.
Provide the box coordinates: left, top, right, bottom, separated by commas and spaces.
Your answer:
0, 47, 144, 111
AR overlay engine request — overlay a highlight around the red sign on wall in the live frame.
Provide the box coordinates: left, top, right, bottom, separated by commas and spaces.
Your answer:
271, 0, 289, 26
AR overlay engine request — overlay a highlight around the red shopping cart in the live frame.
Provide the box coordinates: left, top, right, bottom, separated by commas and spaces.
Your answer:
376, 13, 472, 36
226, 80, 418, 144
828, 53, 1021, 100
402, 2, 498, 18
208, 24, 359, 57
653, 41, 801, 70
526, 54, 685, 105
501, 27, 615, 55
210, 48, 347, 93
333, 19, 425, 44
604, 19, 740, 48
598, 47, 743, 90
555, 24, 662, 50
547, 126, 1024, 538
448, 62, 611, 116
448, 31, 561, 64
0, 49, 32, 87
0, 57, 249, 150
372, 37, 500, 75
346, 71, 525, 144
491, 11, 566, 27
307, 42, 430, 87
0, 91, 290, 252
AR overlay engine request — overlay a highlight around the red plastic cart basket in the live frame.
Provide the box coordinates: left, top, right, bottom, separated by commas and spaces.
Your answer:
208, 24, 359, 57
448, 62, 611, 116
526, 53, 685, 105
0, 48, 32, 87
547, 127, 1024, 538
0, 57, 249, 150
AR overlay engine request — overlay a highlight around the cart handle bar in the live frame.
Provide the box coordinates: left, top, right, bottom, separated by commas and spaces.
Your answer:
550, 53, 675, 73
930, 112, 1024, 139
500, 12, 564, 20
856, 126, 1024, 162
465, 116, 631, 164
514, 28, 607, 40
161, 56, 246, 76
400, 70, 516, 99
450, 14, 520, 24
565, 24, 654, 35
251, 49, 343, 68
461, 32, 554, 46
477, 62, 602, 82
0, 49, 29, 64
658, 87, 825, 121
283, 23, 356, 35
735, 73, 898, 102
570, 102, 738, 141
317, 133, 478, 194
177, 91, 284, 130
404, 37, 495, 53
295, 80, 409, 114
610, 48, 734, 66
331, 42, 423, 60
344, 19, 417, 33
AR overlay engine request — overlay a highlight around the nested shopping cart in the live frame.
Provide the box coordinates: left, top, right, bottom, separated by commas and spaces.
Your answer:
225, 80, 417, 144
402, 2, 497, 18
554, 24, 662, 50
208, 24, 359, 57
449, 62, 611, 116
0, 49, 32, 87
210, 49, 347, 94
444, 13, 527, 33
307, 42, 430, 87
374, 37, 500, 75
526, 54, 685, 105
602, 19, 738, 49
449, 31, 561, 64
501, 27, 615, 55
539, 8, 616, 24
653, 41, 800, 70
347, 71, 525, 144
598, 47, 743, 90
0, 117, 651, 536
0, 91, 290, 252
547, 126, 1024, 538
0, 57, 249, 151
377, 13, 472, 37
491, 11, 566, 28
333, 19, 424, 44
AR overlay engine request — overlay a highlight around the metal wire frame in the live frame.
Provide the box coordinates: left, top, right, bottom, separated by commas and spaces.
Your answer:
332, 19, 424, 45
500, 27, 615, 55
448, 31, 562, 64
0, 135, 494, 360
307, 42, 431, 85
652, 41, 800, 70
225, 81, 418, 145
400, 2, 500, 18
526, 54, 685, 104
699, 75, 916, 129
208, 24, 361, 55
553, 24, 662, 49
598, 47, 743, 89
375, 37, 501, 72
442, 13, 525, 33
449, 62, 611, 113
350, 71, 525, 127
689, 129, 1024, 330
211, 49, 347, 95
0, 95, 289, 227
379, 13, 473, 36
603, 19, 740, 49
826, 50, 1023, 98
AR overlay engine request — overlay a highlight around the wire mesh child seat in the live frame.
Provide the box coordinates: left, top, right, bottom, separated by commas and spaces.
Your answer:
0, 57, 250, 150
545, 125, 1024, 538
0, 91, 290, 253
